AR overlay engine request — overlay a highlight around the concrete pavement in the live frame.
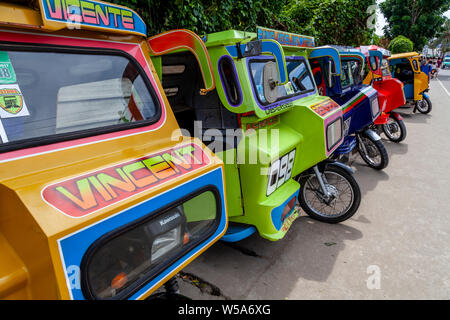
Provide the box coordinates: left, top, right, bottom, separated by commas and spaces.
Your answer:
178, 70, 450, 300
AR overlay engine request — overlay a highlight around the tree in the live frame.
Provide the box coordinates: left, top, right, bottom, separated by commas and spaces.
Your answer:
108, 0, 293, 36
380, 0, 450, 51
283, 0, 377, 46
388, 35, 414, 53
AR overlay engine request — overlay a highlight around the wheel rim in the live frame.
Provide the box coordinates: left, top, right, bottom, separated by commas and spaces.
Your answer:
360, 137, 382, 166
383, 118, 401, 140
302, 171, 354, 218
417, 99, 429, 112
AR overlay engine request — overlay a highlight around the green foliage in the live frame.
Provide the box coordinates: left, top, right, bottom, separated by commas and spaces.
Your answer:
388, 35, 414, 53
380, 0, 450, 51
108, 0, 292, 36
283, 0, 377, 46
108, 0, 376, 47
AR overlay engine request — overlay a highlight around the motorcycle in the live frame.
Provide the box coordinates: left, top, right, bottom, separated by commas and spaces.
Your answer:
360, 45, 408, 143
309, 46, 389, 170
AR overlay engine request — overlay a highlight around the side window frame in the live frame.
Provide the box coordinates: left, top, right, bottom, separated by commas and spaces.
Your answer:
0, 43, 162, 154
218, 55, 243, 107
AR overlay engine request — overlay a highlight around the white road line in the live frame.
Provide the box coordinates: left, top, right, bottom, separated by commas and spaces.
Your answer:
437, 78, 450, 97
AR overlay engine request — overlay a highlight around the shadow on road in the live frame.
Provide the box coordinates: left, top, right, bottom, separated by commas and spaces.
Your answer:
183, 214, 364, 299
396, 110, 432, 125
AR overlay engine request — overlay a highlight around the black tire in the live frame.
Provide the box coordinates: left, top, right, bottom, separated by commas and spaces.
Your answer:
297, 166, 361, 224
357, 132, 389, 170
382, 115, 407, 143
416, 96, 432, 114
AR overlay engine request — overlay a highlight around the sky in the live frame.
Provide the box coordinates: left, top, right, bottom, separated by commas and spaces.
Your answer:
375, 0, 450, 36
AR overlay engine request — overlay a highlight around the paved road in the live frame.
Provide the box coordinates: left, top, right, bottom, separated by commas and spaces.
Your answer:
179, 71, 450, 300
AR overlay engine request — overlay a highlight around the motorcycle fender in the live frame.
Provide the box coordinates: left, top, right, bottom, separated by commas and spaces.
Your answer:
391, 112, 403, 121
363, 129, 381, 142
323, 160, 355, 175
423, 92, 430, 100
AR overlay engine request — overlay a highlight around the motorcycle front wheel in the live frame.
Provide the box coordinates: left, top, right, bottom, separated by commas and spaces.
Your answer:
416, 96, 432, 114
297, 166, 361, 224
382, 115, 407, 143
357, 132, 389, 170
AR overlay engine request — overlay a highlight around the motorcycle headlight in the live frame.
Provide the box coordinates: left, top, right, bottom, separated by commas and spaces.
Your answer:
326, 117, 343, 152
81, 189, 219, 300
371, 97, 380, 118
151, 226, 182, 262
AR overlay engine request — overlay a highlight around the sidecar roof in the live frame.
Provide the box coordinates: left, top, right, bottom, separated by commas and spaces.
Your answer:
389, 52, 421, 60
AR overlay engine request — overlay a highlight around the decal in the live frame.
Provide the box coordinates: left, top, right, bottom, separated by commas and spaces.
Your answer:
280, 210, 300, 234
264, 102, 294, 115
266, 149, 296, 196
310, 99, 341, 117
284, 82, 295, 95
0, 52, 16, 84
39, 0, 147, 36
0, 84, 30, 118
257, 26, 315, 48
42, 143, 210, 218
243, 115, 279, 132
341, 86, 378, 114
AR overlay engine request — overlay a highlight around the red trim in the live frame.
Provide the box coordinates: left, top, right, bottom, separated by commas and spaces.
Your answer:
0, 31, 167, 163
343, 95, 366, 114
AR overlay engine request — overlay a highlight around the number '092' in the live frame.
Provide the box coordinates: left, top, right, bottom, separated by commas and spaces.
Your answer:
266, 149, 296, 196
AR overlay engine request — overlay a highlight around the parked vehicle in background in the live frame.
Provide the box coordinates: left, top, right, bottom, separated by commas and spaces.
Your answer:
388, 52, 432, 114
442, 56, 450, 69
309, 46, 389, 170
360, 45, 407, 143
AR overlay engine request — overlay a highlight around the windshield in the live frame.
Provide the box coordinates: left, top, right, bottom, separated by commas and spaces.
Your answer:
340, 59, 362, 88
0, 48, 159, 149
249, 57, 315, 105
381, 59, 391, 77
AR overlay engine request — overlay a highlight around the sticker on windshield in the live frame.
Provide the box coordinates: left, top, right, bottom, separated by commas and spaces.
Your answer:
284, 82, 295, 95
0, 52, 16, 84
0, 84, 30, 118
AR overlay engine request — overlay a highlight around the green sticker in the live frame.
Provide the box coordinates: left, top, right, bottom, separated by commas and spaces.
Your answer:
0, 52, 16, 84
0, 84, 30, 118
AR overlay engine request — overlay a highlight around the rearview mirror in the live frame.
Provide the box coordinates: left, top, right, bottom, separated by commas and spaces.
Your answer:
263, 61, 279, 103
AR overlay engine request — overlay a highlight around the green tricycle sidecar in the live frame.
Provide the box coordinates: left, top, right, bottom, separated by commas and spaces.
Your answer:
151, 29, 361, 242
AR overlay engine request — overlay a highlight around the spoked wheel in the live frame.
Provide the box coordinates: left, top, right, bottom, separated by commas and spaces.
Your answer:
357, 133, 389, 170
297, 166, 361, 224
416, 96, 432, 114
382, 115, 407, 143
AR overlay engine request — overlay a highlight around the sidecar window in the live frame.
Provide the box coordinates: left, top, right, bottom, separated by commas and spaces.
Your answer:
0, 48, 160, 151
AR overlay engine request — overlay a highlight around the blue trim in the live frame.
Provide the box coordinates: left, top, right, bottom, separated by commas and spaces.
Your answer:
310, 47, 342, 75
221, 225, 257, 242
334, 136, 357, 155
